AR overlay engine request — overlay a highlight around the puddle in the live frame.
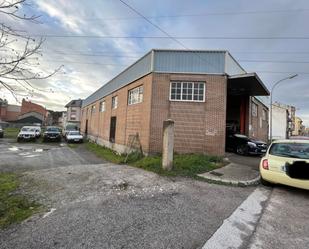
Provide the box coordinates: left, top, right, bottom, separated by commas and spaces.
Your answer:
9, 146, 22, 151
24, 154, 40, 158
19, 152, 31, 156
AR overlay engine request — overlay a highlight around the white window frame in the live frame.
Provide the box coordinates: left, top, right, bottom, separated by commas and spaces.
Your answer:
262, 109, 267, 121
99, 100, 106, 112
91, 105, 96, 114
252, 102, 258, 117
169, 81, 206, 102
128, 86, 143, 105
112, 96, 118, 109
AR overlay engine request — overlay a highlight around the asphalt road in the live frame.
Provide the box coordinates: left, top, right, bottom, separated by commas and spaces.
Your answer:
0, 139, 105, 172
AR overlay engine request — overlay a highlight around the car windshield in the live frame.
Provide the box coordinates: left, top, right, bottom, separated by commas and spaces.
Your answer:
47, 127, 59, 132
269, 143, 309, 159
21, 127, 29, 131
69, 131, 80, 135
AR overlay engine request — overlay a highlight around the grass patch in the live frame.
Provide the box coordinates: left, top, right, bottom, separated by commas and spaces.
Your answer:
85, 141, 223, 178
132, 154, 222, 177
4, 127, 19, 139
85, 142, 126, 164
0, 173, 40, 229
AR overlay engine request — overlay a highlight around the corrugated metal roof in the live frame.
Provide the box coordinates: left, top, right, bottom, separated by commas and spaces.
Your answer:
82, 49, 248, 107
82, 51, 152, 107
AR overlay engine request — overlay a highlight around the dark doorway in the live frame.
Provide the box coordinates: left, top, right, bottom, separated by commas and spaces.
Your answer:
109, 116, 117, 143
226, 95, 249, 135
85, 119, 88, 134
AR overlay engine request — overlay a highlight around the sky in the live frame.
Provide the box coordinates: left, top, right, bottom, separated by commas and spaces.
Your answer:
1, 0, 309, 124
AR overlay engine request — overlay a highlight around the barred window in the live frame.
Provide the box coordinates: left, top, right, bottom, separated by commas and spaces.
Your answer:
112, 96, 118, 109
170, 81, 205, 102
99, 101, 105, 112
128, 86, 143, 105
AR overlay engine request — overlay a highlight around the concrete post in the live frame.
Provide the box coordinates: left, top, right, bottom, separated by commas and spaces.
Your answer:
162, 119, 174, 171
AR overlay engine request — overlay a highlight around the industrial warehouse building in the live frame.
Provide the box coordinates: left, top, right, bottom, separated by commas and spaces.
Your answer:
81, 49, 269, 155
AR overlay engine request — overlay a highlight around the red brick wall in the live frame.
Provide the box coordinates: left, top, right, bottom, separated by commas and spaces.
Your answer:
5, 110, 20, 121
149, 73, 227, 155
81, 74, 153, 153
249, 98, 268, 142
21, 99, 47, 116
0, 106, 7, 120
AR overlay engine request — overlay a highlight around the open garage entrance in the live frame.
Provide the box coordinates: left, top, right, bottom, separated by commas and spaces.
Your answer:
226, 73, 270, 150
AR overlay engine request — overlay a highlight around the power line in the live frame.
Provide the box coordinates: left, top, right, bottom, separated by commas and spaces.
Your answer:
44, 59, 128, 66
239, 59, 309, 64
28, 34, 309, 40
82, 8, 309, 21
118, 0, 190, 50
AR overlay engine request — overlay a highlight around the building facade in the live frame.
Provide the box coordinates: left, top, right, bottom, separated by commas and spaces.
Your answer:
65, 99, 83, 128
293, 116, 305, 136
81, 50, 269, 156
271, 102, 296, 140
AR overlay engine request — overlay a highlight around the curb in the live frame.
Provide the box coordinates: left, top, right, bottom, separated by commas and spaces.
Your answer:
198, 174, 261, 187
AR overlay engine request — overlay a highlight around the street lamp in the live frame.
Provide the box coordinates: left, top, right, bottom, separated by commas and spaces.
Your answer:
269, 74, 298, 142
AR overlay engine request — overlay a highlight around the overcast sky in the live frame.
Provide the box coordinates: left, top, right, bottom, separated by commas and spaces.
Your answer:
1, 0, 309, 125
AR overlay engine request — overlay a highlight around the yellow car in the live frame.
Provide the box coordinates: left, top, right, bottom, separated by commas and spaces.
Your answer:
260, 139, 309, 190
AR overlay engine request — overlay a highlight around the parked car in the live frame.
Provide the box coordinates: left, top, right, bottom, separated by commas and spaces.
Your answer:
65, 130, 84, 143
17, 126, 37, 142
226, 133, 268, 155
260, 139, 309, 190
0, 126, 3, 138
62, 123, 79, 137
43, 126, 61, 142
29, 125, 41, 138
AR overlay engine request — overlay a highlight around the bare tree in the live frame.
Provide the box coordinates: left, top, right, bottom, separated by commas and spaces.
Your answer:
0, 0, 61, 101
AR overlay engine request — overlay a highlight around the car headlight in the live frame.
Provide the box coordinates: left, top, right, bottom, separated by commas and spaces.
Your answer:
247, 141, 257, 147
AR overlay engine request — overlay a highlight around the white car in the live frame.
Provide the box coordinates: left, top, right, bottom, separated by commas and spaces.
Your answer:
17, 126, 37, 142
29, 125, 41, 138
65, 131, 84, 143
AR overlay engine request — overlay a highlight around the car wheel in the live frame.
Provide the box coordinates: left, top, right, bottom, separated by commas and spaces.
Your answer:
17, 137, 21, 142
236, 145, 248, 155
260, 177, 273, 187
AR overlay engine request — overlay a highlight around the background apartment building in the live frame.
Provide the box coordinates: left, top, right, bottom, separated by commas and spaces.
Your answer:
64, 99, 83, 129
271, 102, 296, 139
81, 49, 269, 156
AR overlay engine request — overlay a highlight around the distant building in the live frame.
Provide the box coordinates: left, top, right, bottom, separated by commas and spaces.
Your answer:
293, 117, 305, 136
0, 98, 51, 125
271, 102, 296, 140
58, 111, 67, 128
65, 99, 83, 128
0, 98, 21, 121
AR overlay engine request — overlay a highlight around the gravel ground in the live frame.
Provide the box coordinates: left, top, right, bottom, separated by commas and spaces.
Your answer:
0, 140, 255, 248
0, 162, 254, 249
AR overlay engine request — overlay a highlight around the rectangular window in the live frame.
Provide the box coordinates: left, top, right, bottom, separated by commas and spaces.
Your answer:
128, 86, 143, 105
91, 105, 96, 114
112, 96, 118, 109
170, 81, 205, 102
262, 109, 267, 120
252, 102, 258, 117
99, 101, 105, 112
